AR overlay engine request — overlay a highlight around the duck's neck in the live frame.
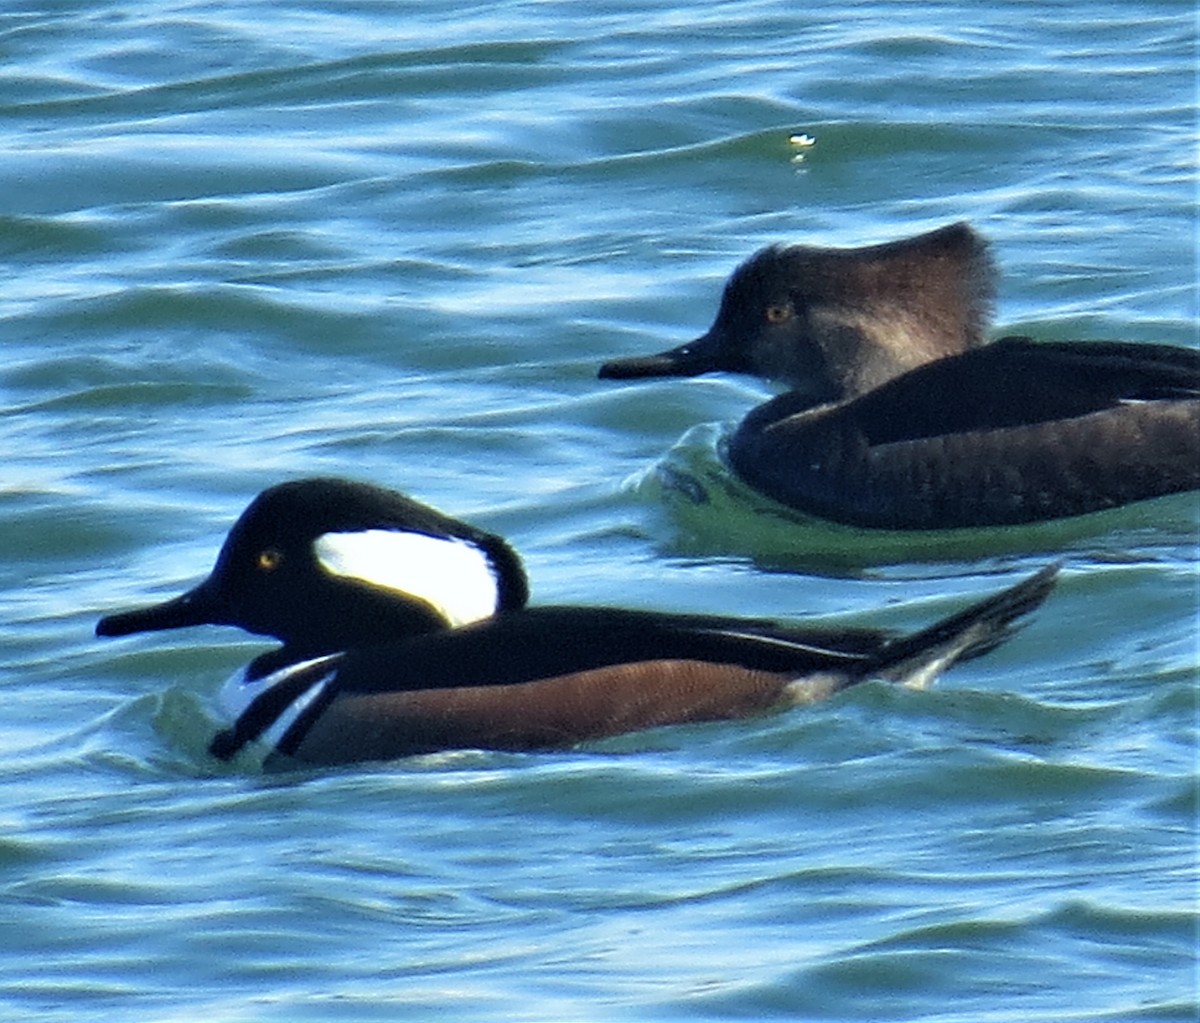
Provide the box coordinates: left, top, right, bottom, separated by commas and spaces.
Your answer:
811, 308, 981, 400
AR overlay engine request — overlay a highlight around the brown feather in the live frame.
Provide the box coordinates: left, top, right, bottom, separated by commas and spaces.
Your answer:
279, 660, 794, 765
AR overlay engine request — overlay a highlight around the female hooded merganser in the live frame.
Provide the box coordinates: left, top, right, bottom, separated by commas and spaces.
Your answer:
96, 478, 1057, 769
599, 223, 1200, 529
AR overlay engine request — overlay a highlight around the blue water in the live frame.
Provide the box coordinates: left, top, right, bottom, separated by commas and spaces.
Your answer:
1, 1, 1196, 1020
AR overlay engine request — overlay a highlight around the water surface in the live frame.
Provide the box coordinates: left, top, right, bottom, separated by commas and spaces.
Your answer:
1, 2, 1196, 1020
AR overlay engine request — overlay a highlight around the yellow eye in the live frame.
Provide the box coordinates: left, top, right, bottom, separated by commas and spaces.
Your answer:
765, 303, 792, 324
257, 548, 283, 572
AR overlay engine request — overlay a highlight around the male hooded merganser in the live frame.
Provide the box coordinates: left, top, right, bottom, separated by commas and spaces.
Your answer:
599, 222, 1200, 529
96, 478, 1057, 769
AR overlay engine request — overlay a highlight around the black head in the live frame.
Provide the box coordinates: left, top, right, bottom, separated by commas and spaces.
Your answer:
599, 222, 995, 404
95, 478, 529, 660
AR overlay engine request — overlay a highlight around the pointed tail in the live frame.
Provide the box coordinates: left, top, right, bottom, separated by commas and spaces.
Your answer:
862, 563, 1059, 691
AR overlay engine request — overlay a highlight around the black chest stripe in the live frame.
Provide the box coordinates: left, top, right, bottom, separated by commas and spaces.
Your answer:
209, 658, 338, 761
276, 683, 339, 757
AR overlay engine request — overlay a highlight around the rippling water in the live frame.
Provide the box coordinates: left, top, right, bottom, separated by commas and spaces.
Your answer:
2, 2, 1196, 1020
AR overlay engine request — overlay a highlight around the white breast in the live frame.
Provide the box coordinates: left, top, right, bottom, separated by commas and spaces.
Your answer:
216, 654, 340, 768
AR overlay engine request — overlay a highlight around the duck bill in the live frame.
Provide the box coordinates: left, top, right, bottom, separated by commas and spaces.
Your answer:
95, 577, 224, 638
598, 330, 723, 380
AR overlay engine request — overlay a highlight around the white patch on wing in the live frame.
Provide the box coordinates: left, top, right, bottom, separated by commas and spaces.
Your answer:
314, 529, 499, 627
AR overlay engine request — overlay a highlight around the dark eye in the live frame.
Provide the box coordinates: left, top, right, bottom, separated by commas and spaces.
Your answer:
765, 303, 792, 324
257, 548, 283, 572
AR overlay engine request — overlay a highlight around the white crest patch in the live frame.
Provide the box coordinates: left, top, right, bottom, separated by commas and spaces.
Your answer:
314, 529, 499, 627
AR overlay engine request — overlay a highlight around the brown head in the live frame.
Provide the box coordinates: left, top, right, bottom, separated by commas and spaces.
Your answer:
599, 222, 996, 404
